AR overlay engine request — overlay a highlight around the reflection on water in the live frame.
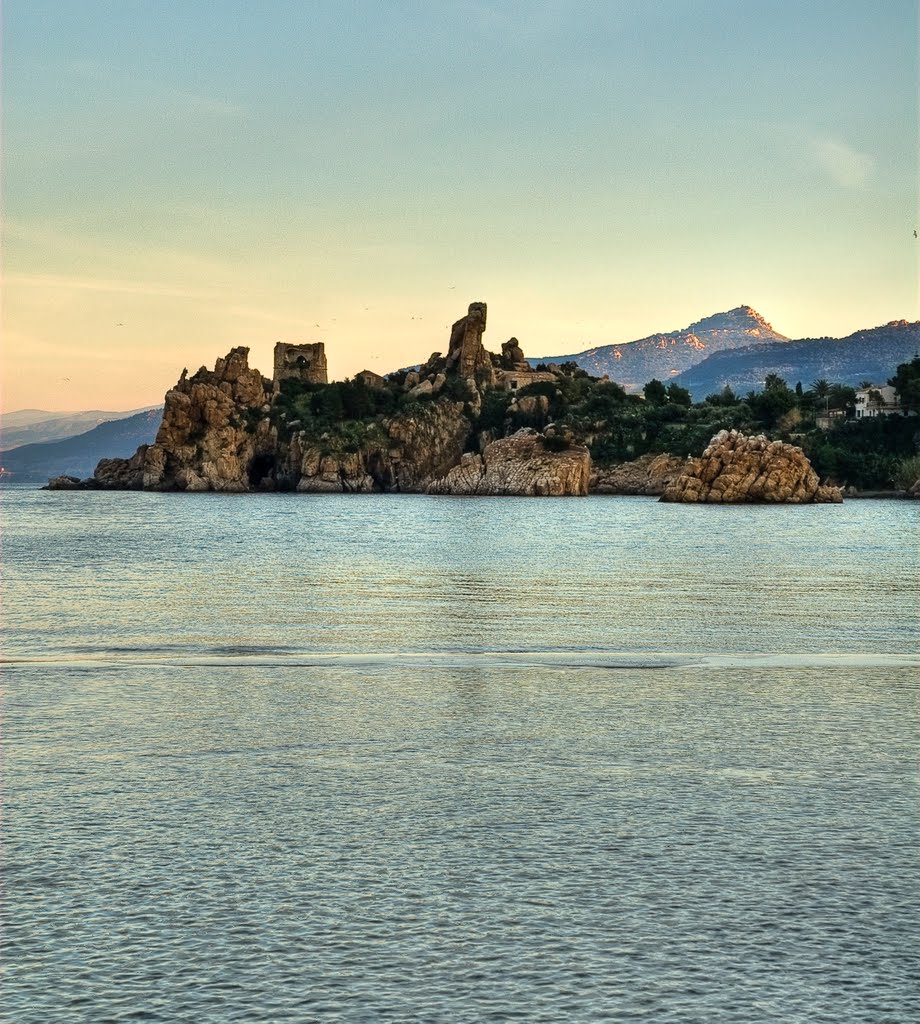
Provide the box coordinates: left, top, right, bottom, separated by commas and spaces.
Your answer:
3, 491, 918, 1022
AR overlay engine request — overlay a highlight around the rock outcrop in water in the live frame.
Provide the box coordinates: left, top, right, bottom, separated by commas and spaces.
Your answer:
592, 453, 687, 496
137, 346, 275, 492
74, 302, 590, 497
660, 430, 842, 504
428, 429, 591, 496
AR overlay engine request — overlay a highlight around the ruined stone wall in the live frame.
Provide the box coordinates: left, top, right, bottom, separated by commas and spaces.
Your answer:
272, 342, 328, 390
501, 370, 557, 391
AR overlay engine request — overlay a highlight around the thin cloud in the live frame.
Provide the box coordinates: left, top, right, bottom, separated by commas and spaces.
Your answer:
811, 135, 875, 188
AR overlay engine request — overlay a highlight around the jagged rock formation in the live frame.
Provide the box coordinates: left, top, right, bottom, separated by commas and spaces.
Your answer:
445, 301, 493, 383
660, 430, 842, 504
95, 446, 149, 489
45, 475, 83, 490
289, 399, 470, 493
592, 453, 687, 495
428, 429, 590, 496
141, 347, 274, 492
501, 338, 527, 370
79, 302, 570, 495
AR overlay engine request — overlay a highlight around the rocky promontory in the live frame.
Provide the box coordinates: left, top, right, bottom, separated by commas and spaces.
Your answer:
80, 302, 591, 497
660, 430, 843, 504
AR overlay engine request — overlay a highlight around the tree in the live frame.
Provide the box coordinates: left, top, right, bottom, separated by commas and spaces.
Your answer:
748, 376, 795, 429
665, 383, 692, 407
828, 384, 856, 412
810, 379, 832, 398
889, 356, 920, 411
704, 385, 737, 406
643, 379, 667, 404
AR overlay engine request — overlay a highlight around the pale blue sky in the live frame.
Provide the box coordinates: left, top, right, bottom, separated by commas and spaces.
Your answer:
3, 1, 916, 409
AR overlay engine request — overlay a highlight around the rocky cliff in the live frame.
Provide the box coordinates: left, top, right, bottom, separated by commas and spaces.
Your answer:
592, 453, 687, 495
429, 429, 590, 496
89, 302, 591, 497
287, 398, 470, 493
660, 430, 842, 504
114, 346, 276, 492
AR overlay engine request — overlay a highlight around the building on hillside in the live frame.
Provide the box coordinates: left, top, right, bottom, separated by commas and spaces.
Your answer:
354, 369, 387, 388
815, 409, 846, 430
501, 370, 557, 392
854, 385, 900, 419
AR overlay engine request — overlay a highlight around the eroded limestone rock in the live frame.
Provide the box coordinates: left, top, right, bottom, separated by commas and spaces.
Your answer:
428, 428, 590, 496
444, 301, 494, 387
139, 347, 272, 492
95, 446, 149, 489
592, 453, 687, 495
660, 430, 842, 504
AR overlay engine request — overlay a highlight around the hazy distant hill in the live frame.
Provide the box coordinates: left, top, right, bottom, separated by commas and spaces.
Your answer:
529, 306, 788, 389
672, 321, 920, 399
0, 406, 160, 450
0, 409, 162, 483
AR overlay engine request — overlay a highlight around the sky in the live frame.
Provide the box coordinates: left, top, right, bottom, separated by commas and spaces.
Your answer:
2, 0, 917, 411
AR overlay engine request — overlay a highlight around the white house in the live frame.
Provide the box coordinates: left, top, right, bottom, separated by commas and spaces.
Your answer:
854, 385, 900, 418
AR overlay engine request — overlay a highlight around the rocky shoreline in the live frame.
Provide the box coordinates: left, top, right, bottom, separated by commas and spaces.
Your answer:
43, 301, 858, 503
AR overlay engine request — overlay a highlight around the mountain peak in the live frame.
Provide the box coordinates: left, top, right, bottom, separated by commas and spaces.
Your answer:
687, 306, 786, 339
530, 305, 790, 388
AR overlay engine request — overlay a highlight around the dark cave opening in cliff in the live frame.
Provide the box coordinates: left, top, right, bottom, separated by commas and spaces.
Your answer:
248, 454, 276, 487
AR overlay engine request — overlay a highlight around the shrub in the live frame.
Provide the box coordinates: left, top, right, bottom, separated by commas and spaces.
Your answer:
541, 433, 570, 452
894, 455, 920, 490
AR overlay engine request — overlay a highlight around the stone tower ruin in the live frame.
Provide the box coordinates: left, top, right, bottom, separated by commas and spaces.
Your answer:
272, 342, 328, 392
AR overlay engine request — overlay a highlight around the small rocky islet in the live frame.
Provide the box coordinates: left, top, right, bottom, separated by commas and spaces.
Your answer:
48, 302, 841, 503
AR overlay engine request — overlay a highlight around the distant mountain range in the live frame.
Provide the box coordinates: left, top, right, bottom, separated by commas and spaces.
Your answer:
528, 307, 919, 400
529, 306, 789, 389
0, 406, 160, 450
672, 321, 920, 399
0, 409, 161, 482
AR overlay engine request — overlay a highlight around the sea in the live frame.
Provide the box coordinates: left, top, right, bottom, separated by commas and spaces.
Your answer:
3, 488, 918, 1023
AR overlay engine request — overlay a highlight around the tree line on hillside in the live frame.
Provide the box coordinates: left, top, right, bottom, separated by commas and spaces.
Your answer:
268, 355, 920, 491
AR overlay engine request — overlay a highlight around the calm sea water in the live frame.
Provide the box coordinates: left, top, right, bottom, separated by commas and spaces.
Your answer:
3, 490, 918, 1022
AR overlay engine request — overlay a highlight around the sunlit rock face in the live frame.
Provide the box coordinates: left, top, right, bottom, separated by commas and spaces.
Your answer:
445, 301, 493, 385
592, 453, 687, 495
78, 302, 596, 496
138, 347, 274, 492
428, 428, 591, 496
660, 430, 842, 504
